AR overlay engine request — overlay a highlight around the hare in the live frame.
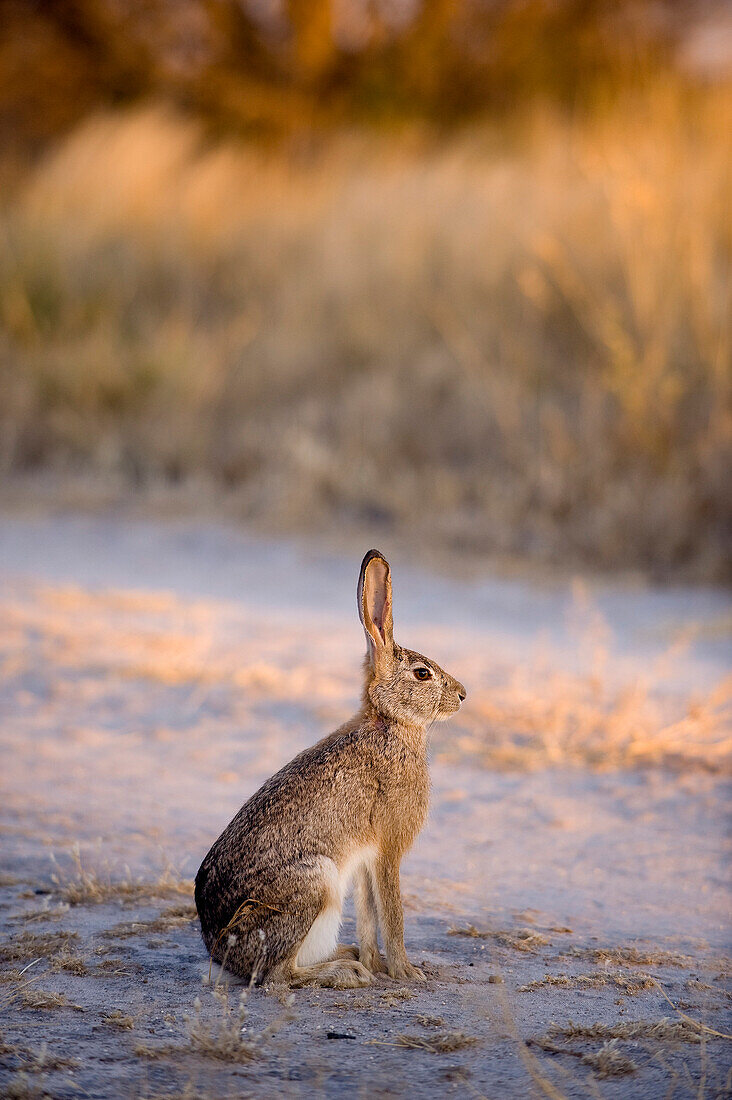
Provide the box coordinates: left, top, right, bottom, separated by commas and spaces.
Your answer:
194, 549, 466, 989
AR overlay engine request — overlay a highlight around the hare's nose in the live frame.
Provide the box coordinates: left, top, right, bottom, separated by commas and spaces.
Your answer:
456, 682, 467, 702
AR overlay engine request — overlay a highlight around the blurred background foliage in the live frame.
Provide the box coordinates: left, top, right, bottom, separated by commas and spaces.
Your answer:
0, 0, 704, 150
0, 1, 730, 578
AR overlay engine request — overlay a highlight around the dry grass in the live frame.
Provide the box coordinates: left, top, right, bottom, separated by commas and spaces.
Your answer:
18, 988, 83, 1012
0, 1080, 47, 1100
582, 1040, 637, 1078
537, 1036, 637, 1078
532, 1014, 715, 1082
446, 629, 732, 773
564, 945, 690, 968
12, 905, 70, 925
380, 1031, 480, 1054
93, 957, 142, 977
101, 904, 198, 941
136, 1086, 208, 1100
0, 1033, 80, 1100
3, 573, 727, 775
49, 948, 88, 976
100, 1009, 134, 1029
0, 968, 25, 984
327, 995, 375, 1012
1, 84, 730, 580
137, 985, 291, 1063
183, 990, 263, 1062
519, 972, 656, 994
49, 845, 193, 907
380, 988, 415, 1008
0, 930, 79, 964
546, 1017, 703, 1043
0, 1036, 79, 1073
448, 924, 550, 952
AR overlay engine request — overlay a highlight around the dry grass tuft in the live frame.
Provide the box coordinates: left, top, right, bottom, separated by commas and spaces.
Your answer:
0, 930, 79, 964
565, 945, 689, 968
183, 989, 262, 1062
138, 985, 292, 1063
49, 846, 192, 907
448, 924, 549, 952
380, 988, 415, 1008
520, 975, 575, 991
547, 1017, 702, 1043
447, 644, 732, 774
388, 1031, 480, 1054
447, 924, 492, 939
137, 1085, 210, 1100
49, 948, 89, 976
519, 972, 655, 994
536, 1035, 637, 1078
101, 903, 198, 940
101, 1009, 135, 1029
94, 957, 142, 977
0, 968, 25, 984
12, 904, 70, 925
18, 988, 83, 1012
581, 1040, 637, 1078
3, 1039, 80, 1074
327, 995, 374, 1012
185, 987, 291, 1062
0, 1075, 46, 1099
415, 1015, 445, 1028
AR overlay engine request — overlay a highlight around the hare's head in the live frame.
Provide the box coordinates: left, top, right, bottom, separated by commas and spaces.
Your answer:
357, 549, 466, 728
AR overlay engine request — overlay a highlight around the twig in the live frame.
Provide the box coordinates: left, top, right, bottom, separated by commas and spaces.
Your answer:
208, 897, 283, 981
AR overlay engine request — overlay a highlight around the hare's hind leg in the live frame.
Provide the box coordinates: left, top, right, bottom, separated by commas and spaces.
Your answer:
222, 857, 370, 988
285, 862, 372, 988
214, 894, 321, 984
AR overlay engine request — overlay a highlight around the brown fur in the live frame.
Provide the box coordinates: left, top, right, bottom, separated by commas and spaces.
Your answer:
195, 549, 465, 988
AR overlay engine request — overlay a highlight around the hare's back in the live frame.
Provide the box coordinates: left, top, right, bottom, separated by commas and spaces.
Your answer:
195, 728, 382, 935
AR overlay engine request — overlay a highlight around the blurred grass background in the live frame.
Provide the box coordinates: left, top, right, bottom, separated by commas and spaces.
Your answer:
0, 1, 730, 579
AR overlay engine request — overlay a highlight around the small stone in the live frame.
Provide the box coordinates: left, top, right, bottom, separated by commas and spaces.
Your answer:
488, 974, 504, 984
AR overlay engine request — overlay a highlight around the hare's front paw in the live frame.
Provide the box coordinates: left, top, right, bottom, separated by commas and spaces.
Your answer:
387, 958, 426, 982
359, 945, 388, 975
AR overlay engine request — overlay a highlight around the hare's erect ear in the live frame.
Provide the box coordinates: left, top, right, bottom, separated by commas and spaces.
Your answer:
357, 549, 393, 654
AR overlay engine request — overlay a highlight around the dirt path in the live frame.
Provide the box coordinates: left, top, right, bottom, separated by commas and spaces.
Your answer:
1, 514, 730, 1098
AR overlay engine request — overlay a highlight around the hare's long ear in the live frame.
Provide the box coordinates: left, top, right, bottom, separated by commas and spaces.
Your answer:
357, 549, 393, 657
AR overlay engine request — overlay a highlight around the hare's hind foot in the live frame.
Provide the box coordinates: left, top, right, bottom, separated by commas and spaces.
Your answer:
288, 957, 373, 989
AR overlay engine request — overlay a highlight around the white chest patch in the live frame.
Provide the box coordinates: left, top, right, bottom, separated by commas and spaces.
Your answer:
296, 846, 377, 967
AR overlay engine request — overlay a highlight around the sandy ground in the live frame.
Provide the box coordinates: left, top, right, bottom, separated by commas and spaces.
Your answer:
0, 513, 730, 1099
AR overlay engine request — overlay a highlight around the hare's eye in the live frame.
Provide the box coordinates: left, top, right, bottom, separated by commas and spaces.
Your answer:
413, 666, 432, 681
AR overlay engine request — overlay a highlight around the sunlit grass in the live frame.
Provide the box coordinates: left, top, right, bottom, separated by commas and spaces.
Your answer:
1, 83, 729, 577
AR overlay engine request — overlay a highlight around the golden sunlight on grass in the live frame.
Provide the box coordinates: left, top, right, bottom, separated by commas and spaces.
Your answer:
2, 84, 730, 578
2, 577, 729, 775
